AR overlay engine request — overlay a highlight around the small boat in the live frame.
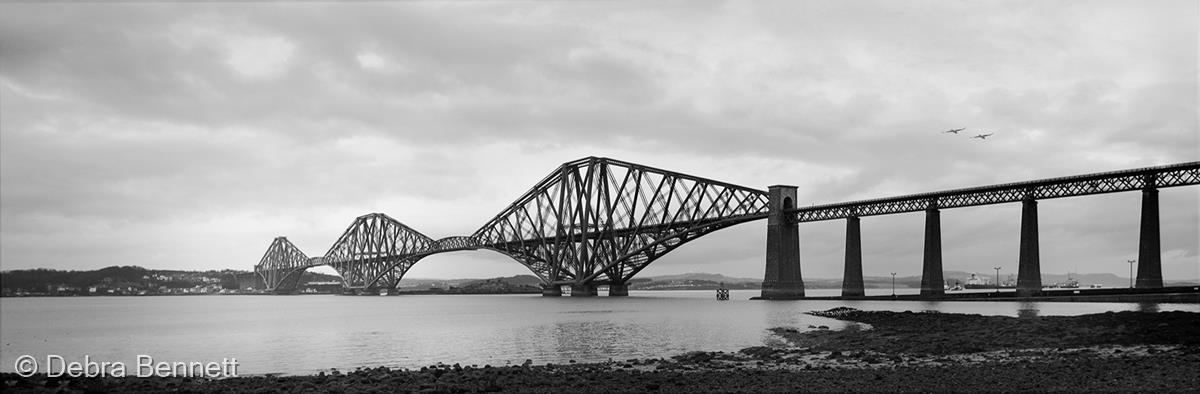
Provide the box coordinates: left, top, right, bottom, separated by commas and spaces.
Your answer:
963, 274, 991, 290
1056, 274, 1080, 288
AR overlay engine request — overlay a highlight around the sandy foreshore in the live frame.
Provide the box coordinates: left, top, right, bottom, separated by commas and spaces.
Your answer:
5, 308, 1197, 393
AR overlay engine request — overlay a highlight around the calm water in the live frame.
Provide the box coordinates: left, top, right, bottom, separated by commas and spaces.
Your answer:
2, 289, 1194, 375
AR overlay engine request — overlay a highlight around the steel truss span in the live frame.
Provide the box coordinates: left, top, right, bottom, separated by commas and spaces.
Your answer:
254, 237, 313, 292
256, 158, 1197, 294
253, 157, 770, 293
472, 157, 770, 286
792, 162, 1200, 222
322, 213, 440, 290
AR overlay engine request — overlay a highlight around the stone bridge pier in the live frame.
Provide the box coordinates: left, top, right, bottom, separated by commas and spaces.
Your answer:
760, 185, 804, 300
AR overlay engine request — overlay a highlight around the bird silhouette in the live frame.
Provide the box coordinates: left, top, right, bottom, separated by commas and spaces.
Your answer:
972, 133, 994, 140
944, 128, 965, 134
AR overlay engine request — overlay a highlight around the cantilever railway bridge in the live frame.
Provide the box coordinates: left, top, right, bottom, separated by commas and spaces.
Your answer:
254, 157, 1199, 298
256, 157, 770, 296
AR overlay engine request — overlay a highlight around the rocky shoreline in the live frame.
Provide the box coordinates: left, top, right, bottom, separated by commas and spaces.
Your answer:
5, 308, 1197, 393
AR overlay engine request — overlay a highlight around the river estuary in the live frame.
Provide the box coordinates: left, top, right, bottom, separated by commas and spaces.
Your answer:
2, 289, 1195, 375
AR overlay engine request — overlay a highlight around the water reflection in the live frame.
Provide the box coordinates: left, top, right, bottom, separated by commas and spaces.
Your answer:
917, 300, 941, 313
1017, 301, 1039, 318
2, 292, 1197, 375
551, 321, 631, 362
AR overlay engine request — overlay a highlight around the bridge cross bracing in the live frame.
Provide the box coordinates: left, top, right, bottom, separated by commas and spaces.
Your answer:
253, 237, 314, 292
472, 157, 769, 293
790, 162, 1200, 222
255, 158, 1198, 298
761, 161, 1200, 299
254, 157, 770, 294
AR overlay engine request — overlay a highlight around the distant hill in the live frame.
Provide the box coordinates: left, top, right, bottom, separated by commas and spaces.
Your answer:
0, 266, 268, 295
627, 273, 760, 290
398, 277, 485, 289
10, 265, 1186, 295
642, 273, 761, 284
393, 275, 543, 294
462, 275, 543, 287
452, 275, 543, 294
2, 266, 151, 290
298, 271, 342, 283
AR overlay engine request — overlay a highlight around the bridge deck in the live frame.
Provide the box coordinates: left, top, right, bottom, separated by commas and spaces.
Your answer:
791, 162, 1199, 222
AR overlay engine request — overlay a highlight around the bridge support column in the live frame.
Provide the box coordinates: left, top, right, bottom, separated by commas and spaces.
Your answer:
1136, 183, 1163, 288
608, 283, 629, 296
841, 216, 865, 297
541, 285, 562, 297
920, 207, 945, 296
570, 284, 598, 297
1017, 197, 1042, 297
760, 185, 804, 300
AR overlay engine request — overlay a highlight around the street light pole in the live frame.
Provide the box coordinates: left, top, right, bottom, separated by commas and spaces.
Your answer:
994, 266, 1001, 293
1127, 259, 1136, 288
890, 272, 897, 297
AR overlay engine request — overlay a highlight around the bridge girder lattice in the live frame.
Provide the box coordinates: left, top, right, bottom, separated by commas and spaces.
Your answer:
254, 158, 769, 292
792, 162, 1200, 222
472, 157, 770, 286
254, 160, 1198, 293
321, 213, 441, 290
254, 236, 313, 292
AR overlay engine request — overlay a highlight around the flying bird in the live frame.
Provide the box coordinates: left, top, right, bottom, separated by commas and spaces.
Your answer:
944, 128, 965, 134
972, 133, 994, 140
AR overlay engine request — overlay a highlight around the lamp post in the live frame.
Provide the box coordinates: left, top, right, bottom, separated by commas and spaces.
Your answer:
993, 267, 1001, 293
1127, 259, 1136, 288
890, 272, 897, 297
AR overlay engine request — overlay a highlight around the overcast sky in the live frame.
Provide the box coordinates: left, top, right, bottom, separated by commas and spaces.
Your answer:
1, 1, 1196, 282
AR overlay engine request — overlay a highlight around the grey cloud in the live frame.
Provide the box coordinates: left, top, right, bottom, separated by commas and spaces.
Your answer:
0, 1, 1195, 278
